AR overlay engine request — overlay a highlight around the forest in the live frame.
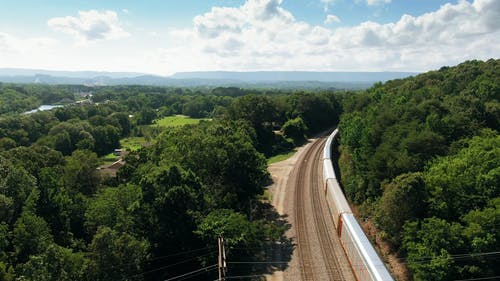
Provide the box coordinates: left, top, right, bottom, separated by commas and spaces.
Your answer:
0, 82, 341, 280
0, 59, 498, 281
338, 59, 499, 280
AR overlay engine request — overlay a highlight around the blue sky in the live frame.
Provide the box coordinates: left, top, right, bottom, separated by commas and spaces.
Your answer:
0, 0, 498, 75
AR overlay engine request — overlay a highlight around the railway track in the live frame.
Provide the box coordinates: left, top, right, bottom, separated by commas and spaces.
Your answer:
294, 138, 322, 280
293, 137, 347, 281
310, 138, 345, 281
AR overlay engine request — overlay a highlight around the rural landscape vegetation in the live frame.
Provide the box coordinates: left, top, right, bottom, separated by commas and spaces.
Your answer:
0, 0, 499, 281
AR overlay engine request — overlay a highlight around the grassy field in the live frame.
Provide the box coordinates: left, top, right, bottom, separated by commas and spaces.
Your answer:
101, 152, 119, 165
153, 115, 210, 127
259, 189, 272, 202
267, 149, 297, 164
121, 137, 147, 151
99, 116, 207, 165
99, 137, 148, 165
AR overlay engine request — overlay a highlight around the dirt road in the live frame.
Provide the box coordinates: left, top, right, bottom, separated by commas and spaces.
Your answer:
266, 137, 355, 281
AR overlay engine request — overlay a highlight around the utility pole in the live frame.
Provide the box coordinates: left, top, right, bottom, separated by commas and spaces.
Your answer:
218, 236, 227, 281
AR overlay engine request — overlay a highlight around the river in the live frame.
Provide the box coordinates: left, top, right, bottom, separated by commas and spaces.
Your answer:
23, 104, 64, 115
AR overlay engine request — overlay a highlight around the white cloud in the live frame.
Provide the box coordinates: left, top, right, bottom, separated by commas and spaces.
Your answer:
320, 0, 337, 12
0, 32, 60, 69
0, 32, 56, 53
122, 9, 130, 14
366, 0, 391, 6
3, 0, 498, 75
325, 14, 341, 24
48, 10, 129, 42
159, 0, 500, 73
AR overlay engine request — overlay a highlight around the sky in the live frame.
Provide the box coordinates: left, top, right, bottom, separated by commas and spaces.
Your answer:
0, 0, 499, 76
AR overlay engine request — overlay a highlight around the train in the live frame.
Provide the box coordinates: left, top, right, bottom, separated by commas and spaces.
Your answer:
322, 129, 394, 281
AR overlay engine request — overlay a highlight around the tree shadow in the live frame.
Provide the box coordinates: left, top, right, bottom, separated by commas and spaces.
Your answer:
228, 202, 295, 279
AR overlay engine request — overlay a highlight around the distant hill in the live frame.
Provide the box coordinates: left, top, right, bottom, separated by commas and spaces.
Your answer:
0, 68, 144, 79
0, 68, 418, 89
170, 71, 418, 82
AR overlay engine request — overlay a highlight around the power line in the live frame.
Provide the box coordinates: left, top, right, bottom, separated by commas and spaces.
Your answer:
94, 245, 216, 272
400, 251, 500, 263
126, 250, 217, 279
454, 276, 500, 281
227, 261, 288, 264
176, 266, 217, 281
141, 246, 216, 261
164, 264, 217, 281
223, 274, 266, 279
225, 251, 500, 271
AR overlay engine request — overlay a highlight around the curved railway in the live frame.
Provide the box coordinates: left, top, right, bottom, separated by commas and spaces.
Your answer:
291, 136, 353, 281
323, 129, 394, 281
285, 129, 394, 281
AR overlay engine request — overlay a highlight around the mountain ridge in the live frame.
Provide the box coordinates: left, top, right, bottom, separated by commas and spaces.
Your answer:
0, 68, 418, 89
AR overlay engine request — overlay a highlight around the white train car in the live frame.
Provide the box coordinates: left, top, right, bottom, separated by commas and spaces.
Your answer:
322, 128, 337, 160
322, 129, 394, 281
325, 178, 351, 229
340, 214, 394, 281
323, 159, 336, 183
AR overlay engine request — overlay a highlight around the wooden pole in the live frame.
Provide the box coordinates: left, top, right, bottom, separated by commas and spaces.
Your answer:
218, 237, 222, 281
218, 236, 227, 281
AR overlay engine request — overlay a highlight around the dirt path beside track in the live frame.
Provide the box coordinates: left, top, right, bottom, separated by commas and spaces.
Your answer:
265, 138, 355, 281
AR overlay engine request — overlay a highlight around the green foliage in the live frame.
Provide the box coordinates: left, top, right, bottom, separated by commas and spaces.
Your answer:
338, 59, 500, 280
425, 130, 499, 220
36, 167, 74, 246
282, 117, 307, 145
288, 92, 340, 133
85, 184, 142, 235
86, 227, 148, 281
153, 121, 268, 211
462, 198, 500, 254
375, 172, 427, 244
0, 158, 37, 221
120, 137, 147, 151
340, 59, 499, 201
137, 165, 203, 254
0, 82, 343, 280
0, 84, 74, 115
402, 200, 500, 281
64, 150, 100, 196
19, 244, 87, 281
13, 211, 53, 262
0, 261, 15, 281
152, 115, 209, 127
2, 146, 65, 179
402, 218, 464, 281
266, 149, 296, 164
226, 95, 279, 128
195, 209, 265, 250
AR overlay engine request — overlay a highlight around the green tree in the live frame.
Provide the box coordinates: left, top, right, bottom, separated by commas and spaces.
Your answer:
282, 117, 307, 145
37, 167, 74, 246
13, 211, 53, 262
402, 218, 464, 281
85, 184, 142, 235
0, 262, 15, 281
86, 227, 148, 281
138, 165, 203, 254
0, 138, 16, 151
154, 121, 268, 212
375, 172, 427, 244
0, 158, 37, 221
460, 198, 500, 278
425, 130, 499, 220
64, 150, 100, 196
288, 92, 339, 133
19, 244, 87, 281
195, 209, 265, 250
